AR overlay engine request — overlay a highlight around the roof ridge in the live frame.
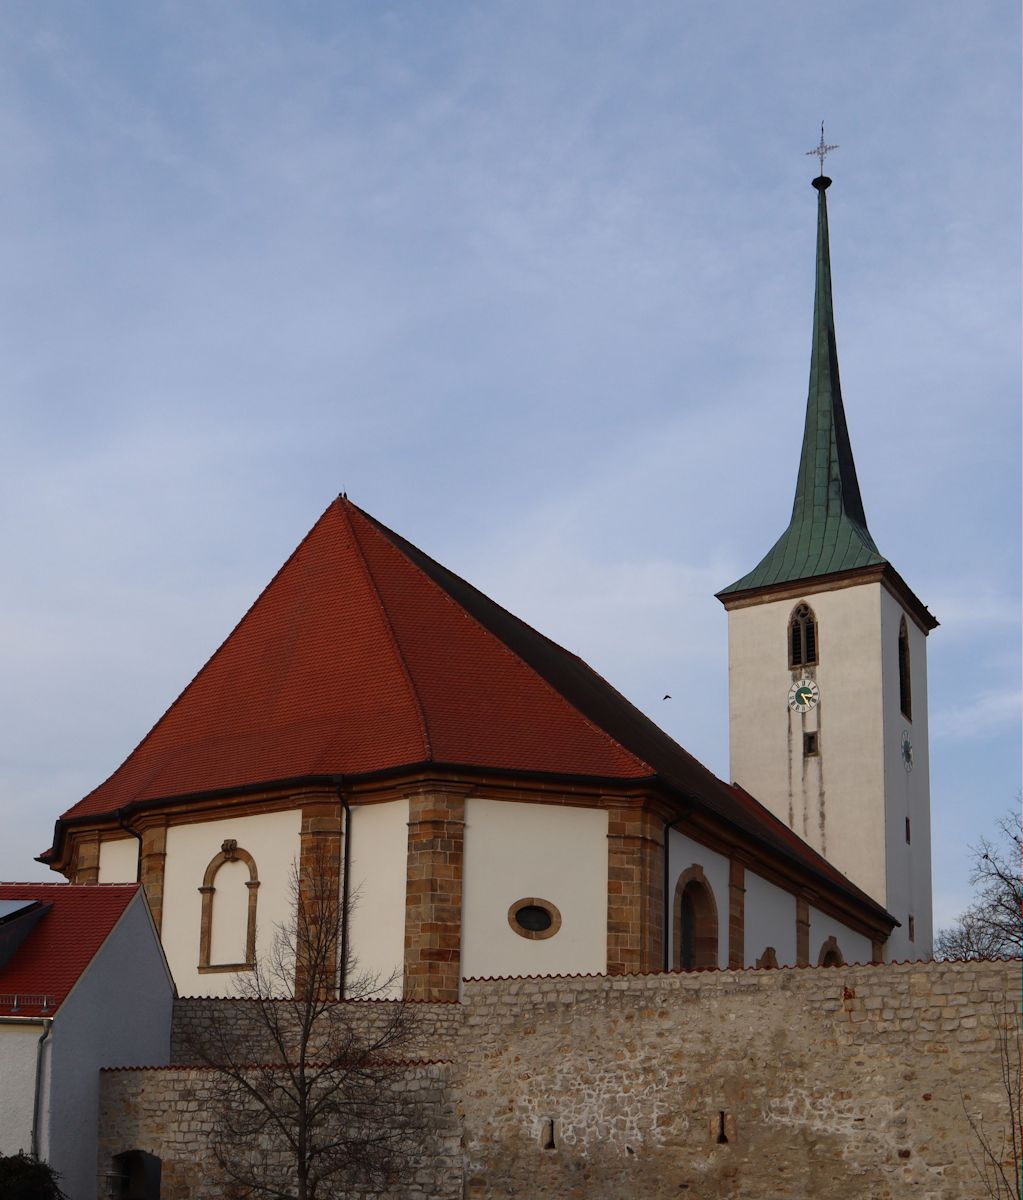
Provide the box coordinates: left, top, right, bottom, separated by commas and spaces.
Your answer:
353, 504, 649, 778
341, 500, 434, 762
70, 503, 345, 818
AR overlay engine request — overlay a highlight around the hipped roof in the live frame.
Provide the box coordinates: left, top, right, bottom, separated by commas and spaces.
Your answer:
52, 497, 891, 923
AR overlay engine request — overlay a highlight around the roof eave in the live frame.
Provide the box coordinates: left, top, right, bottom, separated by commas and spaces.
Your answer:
716, 562, 937, 633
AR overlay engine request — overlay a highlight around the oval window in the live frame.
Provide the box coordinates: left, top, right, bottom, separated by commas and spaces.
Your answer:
507, 897, 562, 941
515, 905, 552, 933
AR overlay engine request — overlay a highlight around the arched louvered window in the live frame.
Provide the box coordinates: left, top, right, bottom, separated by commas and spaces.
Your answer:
898, 618, 912, 721
789, 603, 818, 668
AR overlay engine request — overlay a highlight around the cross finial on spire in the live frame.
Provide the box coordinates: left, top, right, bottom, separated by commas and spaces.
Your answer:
806, 122, 838, 174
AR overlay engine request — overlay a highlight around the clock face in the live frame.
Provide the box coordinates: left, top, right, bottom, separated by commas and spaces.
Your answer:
788, 678, 820, 713
901, 730, 914, 772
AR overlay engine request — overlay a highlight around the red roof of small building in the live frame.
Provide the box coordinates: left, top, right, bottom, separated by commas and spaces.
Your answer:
0, 883, 139, 1016
51, 498, 892, 924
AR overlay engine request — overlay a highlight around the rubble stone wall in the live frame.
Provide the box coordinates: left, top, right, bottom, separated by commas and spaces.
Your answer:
99, 958, 1020, 1199
170, 996, 462, 1064
98, 1062, 461, 1200
460, 958, 1020, 1199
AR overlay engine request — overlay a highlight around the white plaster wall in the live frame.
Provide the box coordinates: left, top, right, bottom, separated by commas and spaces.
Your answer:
97, 836, 138, 883
743, 871, 797, 967
727, 583, 888, 906
44, 892, 174, 1200
461, 800, 607, 981
880, 588, 933, 962
809, 904, 872, 967
346, 799, 409, 1000
0, 1021, 43, 1156
161, 810, 301, 997
209, 858, 250, 964
667, 831, 729, 969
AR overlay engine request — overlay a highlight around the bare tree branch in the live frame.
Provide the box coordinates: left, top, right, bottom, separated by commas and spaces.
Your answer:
184, 844, 427, 1200
936, 808, 1022, 961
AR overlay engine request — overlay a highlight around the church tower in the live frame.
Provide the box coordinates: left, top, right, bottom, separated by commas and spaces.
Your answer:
716, 167, 937, 962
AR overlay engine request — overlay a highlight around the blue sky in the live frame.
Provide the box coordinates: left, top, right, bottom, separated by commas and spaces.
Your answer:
0, 3, 1018, 934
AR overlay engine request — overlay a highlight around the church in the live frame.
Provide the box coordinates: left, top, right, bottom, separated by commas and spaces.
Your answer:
39, 167, 936, 1003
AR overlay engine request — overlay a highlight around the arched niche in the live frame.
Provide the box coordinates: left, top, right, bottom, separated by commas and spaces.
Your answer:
673, 864, 719, 970
198, 838, 260, 973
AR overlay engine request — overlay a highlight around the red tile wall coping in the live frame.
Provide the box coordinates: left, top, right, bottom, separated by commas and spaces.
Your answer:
102, 1058, 455, 1072
459, 954, 1021, 983
175, 994, 462, 1004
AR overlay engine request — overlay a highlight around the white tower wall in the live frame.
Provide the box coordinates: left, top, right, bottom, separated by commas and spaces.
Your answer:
726, 578, 932, 960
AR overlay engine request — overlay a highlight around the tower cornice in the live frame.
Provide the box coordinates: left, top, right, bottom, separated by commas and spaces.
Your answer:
716, 560, 938, 633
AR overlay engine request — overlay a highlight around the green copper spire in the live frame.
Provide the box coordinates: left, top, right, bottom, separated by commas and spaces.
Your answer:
719, 173, 885, 596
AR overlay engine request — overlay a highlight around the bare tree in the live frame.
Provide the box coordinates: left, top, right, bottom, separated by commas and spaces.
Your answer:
936, 810, 1022, 960
191, 846, 426, 1200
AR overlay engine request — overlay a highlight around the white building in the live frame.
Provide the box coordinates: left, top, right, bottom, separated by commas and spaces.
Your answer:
0, 884, 174, 1200
38, 171, 931, 1009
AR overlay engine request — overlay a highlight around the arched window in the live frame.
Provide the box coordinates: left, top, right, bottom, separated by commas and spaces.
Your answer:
198, 839, 260, 973
789, 603, 818, 668
672, 865, 719, 970
817, 935, 844, 967
898, 617, 912, 720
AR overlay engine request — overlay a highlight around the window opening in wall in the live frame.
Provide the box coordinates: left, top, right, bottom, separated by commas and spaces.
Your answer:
803, 730, 819, 757
898, 617, 912, 720
905, 817, 912, 844
908, 915, 915, 942
716, 1112, 729, 1144
789, 603, 818, 668
541, 1119, 557, 1151
516, 905, 551, 932
673, 868, 719, 971
680, 889, 695, 969
508, 898, 562, 941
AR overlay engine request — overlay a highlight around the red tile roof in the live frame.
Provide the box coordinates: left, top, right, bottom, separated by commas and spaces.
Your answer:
0, 884, 139, 1016
61, 498, 647, 824
51, 497, 891, 925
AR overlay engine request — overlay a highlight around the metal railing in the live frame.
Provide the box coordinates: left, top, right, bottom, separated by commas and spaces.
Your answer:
0, 992, 54, 1013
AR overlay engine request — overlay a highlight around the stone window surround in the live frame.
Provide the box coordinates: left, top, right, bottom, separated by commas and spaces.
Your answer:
789, 600, 819, 668
672, 864, 719, 970
507, 897, 563, 941
198, 839, 260, 974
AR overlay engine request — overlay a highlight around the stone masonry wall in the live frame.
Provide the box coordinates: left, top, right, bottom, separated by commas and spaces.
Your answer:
460, 958, 1020, 1199
171, 996, 463, 1064
99, 959, 1020, 1199
99, 1062, 462, 1200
